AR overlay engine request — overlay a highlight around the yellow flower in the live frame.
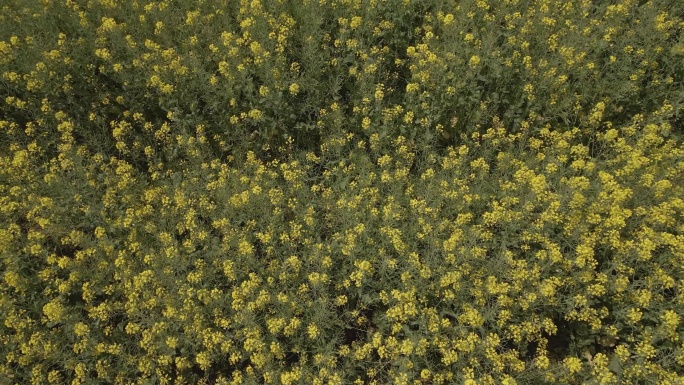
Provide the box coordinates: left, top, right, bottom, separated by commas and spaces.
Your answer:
615, 345, 630, 362
362, 117, 371, 130
399, 339, 414, 355
185, 10, 200, 25
441, 349, 458, 365
48, 370, 61, 384
350, 16, 363, 29
248, 109, 263, 121
627, 307, 643, 323
280, 367, 302, 385
589, 101, 606, 125
469, 55, 481, 68
404, 111, 414, 124
3, 271, 22, 290
43, 299, 65, 322
195, 351, 211, 372
99, 17, 117, 32
284, 317, 301, 336
74, 322, 90, 337
167, 336, 178, 349
563, 356, 583, 374
94, 48, 111, 60
94, 226, 106, 238
406, 83, 419, 93
635, 340, 656, 359
535, 355, 549, 369
374, 84, 384, 100
154, 21, 164, 35
307, 323, 320, 339
289, 83, 300, 95
160, 84, 174, 94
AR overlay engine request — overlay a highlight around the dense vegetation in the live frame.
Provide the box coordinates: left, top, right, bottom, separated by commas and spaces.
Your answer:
1, 0, 683, 384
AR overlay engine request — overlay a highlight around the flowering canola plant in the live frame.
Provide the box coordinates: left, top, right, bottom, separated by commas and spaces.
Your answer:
1, 0, 684, 384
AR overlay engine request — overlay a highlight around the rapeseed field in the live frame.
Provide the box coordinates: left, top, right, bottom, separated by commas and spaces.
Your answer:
1, 0, 683, 384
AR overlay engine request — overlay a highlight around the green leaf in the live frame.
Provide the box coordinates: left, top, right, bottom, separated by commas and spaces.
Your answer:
608, 355, 623, 376
361, 293, 373, 304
